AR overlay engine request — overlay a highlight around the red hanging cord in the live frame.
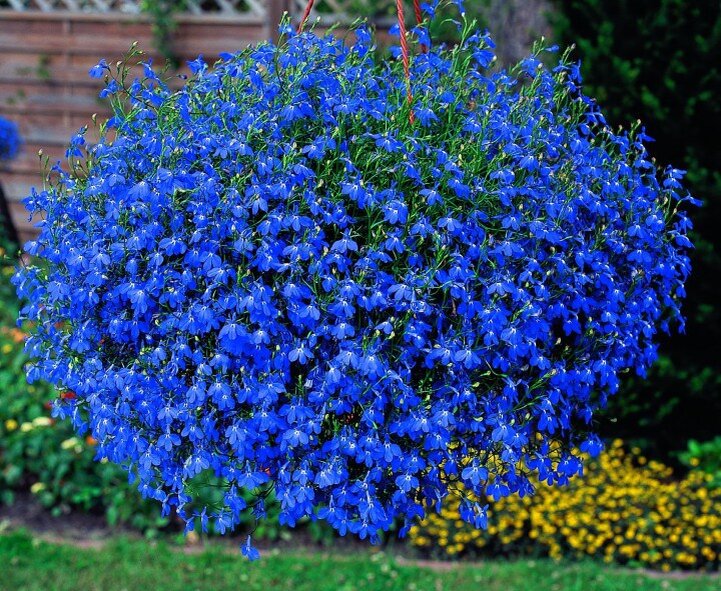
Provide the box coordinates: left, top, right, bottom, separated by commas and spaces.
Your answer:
395, 0, 415, 124
396, 0, 420, 125
412, 0, 428, 54
412, 0, 423, 24
298, 0, 316, 33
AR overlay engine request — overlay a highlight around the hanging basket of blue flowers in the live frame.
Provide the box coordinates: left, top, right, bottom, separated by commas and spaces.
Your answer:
15, 0, 695, 559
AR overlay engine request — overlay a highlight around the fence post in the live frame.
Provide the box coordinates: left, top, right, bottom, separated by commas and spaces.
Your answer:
267, 0, 293, 41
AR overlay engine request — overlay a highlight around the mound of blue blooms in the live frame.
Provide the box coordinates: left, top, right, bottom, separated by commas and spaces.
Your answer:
15, 17, 695, 557
0, 116, 21, 161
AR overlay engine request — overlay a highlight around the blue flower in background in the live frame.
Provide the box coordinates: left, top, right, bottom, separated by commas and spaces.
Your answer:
14, 13, 696, 557
0, 117, 21, 161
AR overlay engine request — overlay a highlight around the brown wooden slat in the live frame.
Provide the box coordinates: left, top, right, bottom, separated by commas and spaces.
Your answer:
0, 8, 389, 245
0, 22, 267, 56
0, 53, 201, 89
0, 11, 265, 25
10, 99, 102, 117
6, 199, 43, 241
6, 149, 64, 171
1, 173, 43, 191
0, 112, 103, 143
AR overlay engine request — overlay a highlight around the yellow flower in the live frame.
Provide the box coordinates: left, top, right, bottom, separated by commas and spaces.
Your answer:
30, 482, 46, 494
4, 419, 18, 432
60, 437, 81, 450
409, 440, 721, 568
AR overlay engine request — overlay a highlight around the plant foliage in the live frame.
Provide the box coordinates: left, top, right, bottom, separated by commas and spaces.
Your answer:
552, 0, 721, 457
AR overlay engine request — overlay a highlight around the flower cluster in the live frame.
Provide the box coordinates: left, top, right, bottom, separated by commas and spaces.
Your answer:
410, 441, 721, 571
0, 116, 21, 161
15, 16, 694, 555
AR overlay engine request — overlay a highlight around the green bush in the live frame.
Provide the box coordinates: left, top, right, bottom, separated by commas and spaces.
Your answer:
679, 437, 721, 488
553, 0, 721, 459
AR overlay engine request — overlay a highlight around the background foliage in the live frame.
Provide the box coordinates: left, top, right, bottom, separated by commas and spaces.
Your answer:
552, 0, 721, 460
139, 0, 187, 64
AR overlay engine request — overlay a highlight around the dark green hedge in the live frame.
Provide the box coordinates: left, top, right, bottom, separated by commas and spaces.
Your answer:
553, 0, 721, 458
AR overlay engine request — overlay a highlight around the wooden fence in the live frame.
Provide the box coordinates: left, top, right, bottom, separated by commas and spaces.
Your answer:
0, 1, 394, 242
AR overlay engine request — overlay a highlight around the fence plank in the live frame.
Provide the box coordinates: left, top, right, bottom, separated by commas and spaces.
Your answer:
0, 6, 390, 238
0, 10, 271, 236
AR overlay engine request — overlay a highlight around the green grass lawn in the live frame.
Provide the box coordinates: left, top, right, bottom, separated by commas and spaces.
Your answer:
1, 531, 719, 591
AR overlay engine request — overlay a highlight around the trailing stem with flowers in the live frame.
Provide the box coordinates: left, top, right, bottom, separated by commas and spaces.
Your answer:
14, 1, 695, 559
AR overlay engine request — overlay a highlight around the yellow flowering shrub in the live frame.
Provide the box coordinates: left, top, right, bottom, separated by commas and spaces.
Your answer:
409, 440, 721, 571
